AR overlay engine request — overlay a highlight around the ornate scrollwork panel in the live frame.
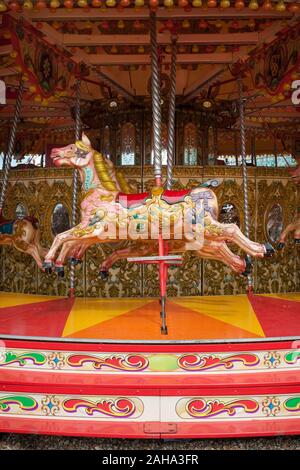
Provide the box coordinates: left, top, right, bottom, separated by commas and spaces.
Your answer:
0, 167, 298, 297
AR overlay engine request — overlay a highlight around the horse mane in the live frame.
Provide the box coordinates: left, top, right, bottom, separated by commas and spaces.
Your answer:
93, 151, 118, 192
116, 169, 133, 194
76, 138, 131, 193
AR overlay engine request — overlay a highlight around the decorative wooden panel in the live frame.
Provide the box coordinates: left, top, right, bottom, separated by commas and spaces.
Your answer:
0, 167, 299, 297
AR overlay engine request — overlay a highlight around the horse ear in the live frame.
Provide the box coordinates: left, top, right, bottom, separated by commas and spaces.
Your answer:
81, 132, 91, 147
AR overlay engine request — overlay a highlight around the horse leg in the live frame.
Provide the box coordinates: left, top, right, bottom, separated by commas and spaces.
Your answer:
55, 238, 99, 276
33, 229, 48, 259
0, 235, 13, 245
68, 241, 85, 265
99, 247, 132, 279
99, 244, 153, 280
44, 225, 85, 266
52, 241, 80, 277
18, 242, 44, 269
204, 215, 274, 258
74, 237, 98, 260
195, 240, 246, 274
44, 226, 102, 272
278, 222, 297, 249
212, 242, 247, 274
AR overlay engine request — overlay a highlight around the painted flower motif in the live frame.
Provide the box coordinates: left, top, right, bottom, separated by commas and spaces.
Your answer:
264, 351, 281, 368
262, 396, 281, 417
47, 352, 66, 369
41, 395, 60, 416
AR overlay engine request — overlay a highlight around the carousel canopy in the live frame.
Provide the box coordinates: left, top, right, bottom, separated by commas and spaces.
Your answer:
0, 1, 300, 161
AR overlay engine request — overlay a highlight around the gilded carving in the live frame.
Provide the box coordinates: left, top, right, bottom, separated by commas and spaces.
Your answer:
0, 167, 298, 297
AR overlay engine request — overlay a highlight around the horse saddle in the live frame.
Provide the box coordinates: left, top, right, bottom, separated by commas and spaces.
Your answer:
116, 189, 191, 209
0, 214, 14, 235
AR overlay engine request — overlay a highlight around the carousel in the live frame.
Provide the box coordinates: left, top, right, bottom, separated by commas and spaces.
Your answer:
0, 0, 300, 439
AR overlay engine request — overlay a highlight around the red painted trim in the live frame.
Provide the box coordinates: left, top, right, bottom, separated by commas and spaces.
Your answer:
0, 383, 160, 396
161, 384, 300, 396
0, 417, 160, 439
0, 369, 299, 389
161, 419, 300, 439
1, 383, 300, 396
1, 338, 297, 353
1, 416, 300, 439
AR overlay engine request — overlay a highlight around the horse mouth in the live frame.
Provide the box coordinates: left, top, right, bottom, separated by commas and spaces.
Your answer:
51, 154, 63, 165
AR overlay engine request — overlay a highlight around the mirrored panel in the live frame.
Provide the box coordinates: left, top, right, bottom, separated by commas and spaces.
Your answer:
266, 203, 283, 243
51, 203, 70, 236
15, 203, 28, 219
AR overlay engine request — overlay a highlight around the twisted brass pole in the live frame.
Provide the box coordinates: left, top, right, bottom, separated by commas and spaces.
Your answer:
150, 10, 168, 334
238, 78, 253, 290
150, 11, 162, 185
69, 78, 81, 296
0, 79, 24, 213
166, 36, 177, 190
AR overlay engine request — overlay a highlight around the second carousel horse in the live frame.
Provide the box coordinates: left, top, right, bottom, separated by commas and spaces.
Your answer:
0, 212, 47, 268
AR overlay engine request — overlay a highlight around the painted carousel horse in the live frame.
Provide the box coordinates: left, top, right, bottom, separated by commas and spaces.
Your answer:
43, 133, 274, 276
0, 212, 47, 268
278, 214, 300, 249
56, 153, 255, 278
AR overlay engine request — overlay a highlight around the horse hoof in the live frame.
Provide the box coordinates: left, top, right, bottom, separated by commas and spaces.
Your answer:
99, 270, 109, 280
55, 266, 65, 278
278, 242, 285, 250
241, 255, 252, 277
43, 261, 53, 274
69, 257, 82, 266
264, 242, 275, 257
294, 239, 300, 245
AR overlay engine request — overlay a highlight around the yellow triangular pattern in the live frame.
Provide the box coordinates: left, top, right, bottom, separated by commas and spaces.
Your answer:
171, 294, 265, 337
62, 297, 154, 337
0, 291, 59, 309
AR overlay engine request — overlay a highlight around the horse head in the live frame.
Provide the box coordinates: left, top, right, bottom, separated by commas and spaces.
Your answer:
51, 133, 94, 168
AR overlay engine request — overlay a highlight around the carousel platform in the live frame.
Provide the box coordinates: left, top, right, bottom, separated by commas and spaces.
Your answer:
0, 291, 300, 439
